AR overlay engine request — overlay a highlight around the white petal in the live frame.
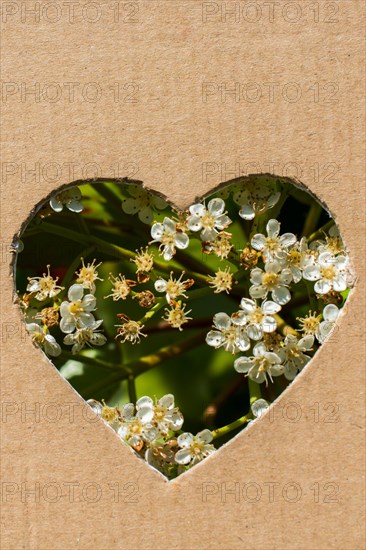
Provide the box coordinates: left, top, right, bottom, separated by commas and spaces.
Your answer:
213, 312, 231, 330
174, 232, 189, 249
251, 234, 266, 251
247, 324, 263, 340
272, 286, 291, 305
253, 342, 267, 357
122, 198, 139, 214
234, 357, 253, 373
335, 255, 347, 267
261, 300, 281, 314
290, 267, 302, 283
151, 223, 164, 239
78, 313, 96, 328
122, 403, 135, 420
265, 260, 281, 274
240, 298, 255, 313
163, 245, 175, 261
177, 432, 194, 448
68, 284, 84, 302
314, 279, 331, 294
136, 396, 153, 409
280, 233, 297, 248
60, 301, 70, 317
138, 206, 153, 224
279, 269, 292, 285
236, 334, 251, 351
239, 204, 255, 220
323, 304, 339, 322
333, 273, 347, 292
267, 192, 280, 208
303, 265, 320, 281
250, 268, 263, 285
159, 394, 174, 409
231, 311, 247, 326
67, 200, 83, 213
137, 406, 154, 423
196, 429, 213, 444
154, 279, 168, 293
60, 316, 76, 333
189, 203, 206, 217
262, 316, 277, 333
82, 294, 96, 311
208, 198, 225, 216
206, 331, 225, 347
318, 252, 333, 267
90, 334, 107, 346
201, 227, 218, 241
175, 448, 193, 465
249, 285, 268, 300
215, 214, 231, 229
163, 217, 177, 232
266, 219, 280, 238
187, 215, 203, 232
49, 197, 63, 212
152, 196, 167, 210
251, 399, 269, 418
298, 335, 314, 349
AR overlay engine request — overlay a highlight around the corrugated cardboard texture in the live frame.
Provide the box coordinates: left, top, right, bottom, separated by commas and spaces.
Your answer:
1, 1, 365, 548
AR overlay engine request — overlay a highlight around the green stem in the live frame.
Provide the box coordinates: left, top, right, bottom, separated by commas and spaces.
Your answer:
248, 378, 262, 406
139, 298, 165, 325
59, 350, 124, 372
211, 413, 250, 440
308, 220, 334, 242
127, 375, 137, 403
301, 203, 322, 238
83, 331, 207, 397
274, 314, 299, 336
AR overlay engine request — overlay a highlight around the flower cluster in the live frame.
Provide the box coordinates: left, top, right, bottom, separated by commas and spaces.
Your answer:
18, 178, 352, 480
24, 260, 107, 356
88, 394, 216, 479
205, 218, 348, 385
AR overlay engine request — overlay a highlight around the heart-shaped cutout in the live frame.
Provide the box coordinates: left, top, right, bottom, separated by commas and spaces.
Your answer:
13, 175, 351, 479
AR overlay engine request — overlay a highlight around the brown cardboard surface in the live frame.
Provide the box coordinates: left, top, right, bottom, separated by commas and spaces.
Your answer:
1, 1, 365, 549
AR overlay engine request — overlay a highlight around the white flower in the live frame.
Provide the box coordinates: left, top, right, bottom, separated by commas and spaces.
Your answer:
249, 261, 293, 305
318, 304, 340, 344
26, 265, 64, 301
233, 179, 280, 220
310, 224, 345, 257
175, 429, 215, 466
251, 398, 270, 420
49, 186, 83, 213
278, 334, 314, 380
163, 303, 192, 331
59, 284, 96, 333
154, 272, 191, 303
234, 343, 284, 384
26, 323, 61, 357
206, 312, 250, 354
186, 198, 231, 241
117, 402, 159, 448
251, 219, 297, 262
135, 394, 183, 435
150, 217, 189, 261
75, 258, 103, 294
122, 185, 167, 224
231, 298, 281, 340
63, 320, 107, 354
303, 252, 348, 294
279, 237, 315, 283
